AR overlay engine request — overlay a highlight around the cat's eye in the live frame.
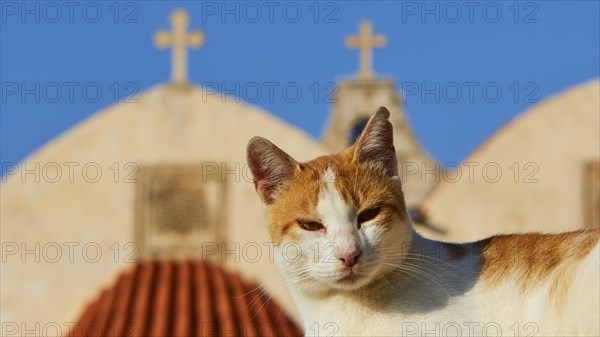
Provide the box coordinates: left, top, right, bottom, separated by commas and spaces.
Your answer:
357, 207, 381, 228
298, 220, 324, 232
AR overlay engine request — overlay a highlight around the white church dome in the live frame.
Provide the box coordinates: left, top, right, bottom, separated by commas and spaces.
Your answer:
1, 84, 329, 328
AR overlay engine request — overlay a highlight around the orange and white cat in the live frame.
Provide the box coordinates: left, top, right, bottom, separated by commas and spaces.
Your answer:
247, 107, 599, 337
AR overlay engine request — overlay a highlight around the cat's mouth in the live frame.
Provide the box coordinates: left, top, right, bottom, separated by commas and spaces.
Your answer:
330, 262, 380, 289
336, 269, 366, 283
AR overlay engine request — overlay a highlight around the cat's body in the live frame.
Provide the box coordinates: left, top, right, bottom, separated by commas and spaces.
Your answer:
285, 231, 599, 336
247, 107, 600, 336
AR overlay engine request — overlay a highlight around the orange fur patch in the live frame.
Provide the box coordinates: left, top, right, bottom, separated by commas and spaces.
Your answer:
479, 229, 599, 305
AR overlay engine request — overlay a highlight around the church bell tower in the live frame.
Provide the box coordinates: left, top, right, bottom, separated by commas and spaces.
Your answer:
322, 21, 438, 208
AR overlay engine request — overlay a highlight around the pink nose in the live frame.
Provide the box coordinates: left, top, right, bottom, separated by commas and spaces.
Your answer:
338, 251, 361, 268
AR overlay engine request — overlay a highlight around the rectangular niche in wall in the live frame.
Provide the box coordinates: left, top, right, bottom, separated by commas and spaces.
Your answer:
135, 165, 226, 258
583, 161, 600, 229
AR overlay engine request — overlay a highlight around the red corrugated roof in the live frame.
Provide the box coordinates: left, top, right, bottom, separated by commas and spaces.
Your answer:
66, 260, 301, 337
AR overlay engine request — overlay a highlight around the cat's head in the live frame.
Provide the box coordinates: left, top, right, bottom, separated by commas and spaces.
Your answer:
247, 107, 413, 293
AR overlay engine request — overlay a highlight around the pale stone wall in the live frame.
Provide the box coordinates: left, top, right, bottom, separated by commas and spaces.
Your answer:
1, 85, 328, 329
421, 80, 600, 242
322, 78, 438, 207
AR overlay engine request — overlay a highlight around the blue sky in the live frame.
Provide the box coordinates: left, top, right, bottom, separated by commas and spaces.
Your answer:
1, 1, 599, 176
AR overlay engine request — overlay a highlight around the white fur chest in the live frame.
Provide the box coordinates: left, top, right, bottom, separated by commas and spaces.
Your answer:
293, 290, 484, 337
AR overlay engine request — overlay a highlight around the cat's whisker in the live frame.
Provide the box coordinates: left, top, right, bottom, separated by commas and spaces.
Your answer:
378, 260, 452, 288
375, 248, 479, 274
244, 287, 269, 312
232, 283, 268, 299
375, 253, 475, 282
393, 265, 453, 298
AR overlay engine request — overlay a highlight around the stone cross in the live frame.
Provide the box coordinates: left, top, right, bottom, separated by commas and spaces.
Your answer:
155, 10, 204, 85
345, 21, 386, 80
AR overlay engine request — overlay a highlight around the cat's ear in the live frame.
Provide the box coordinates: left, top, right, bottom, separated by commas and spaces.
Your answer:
352, 107, 398, 176
247, 137, 299, 204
